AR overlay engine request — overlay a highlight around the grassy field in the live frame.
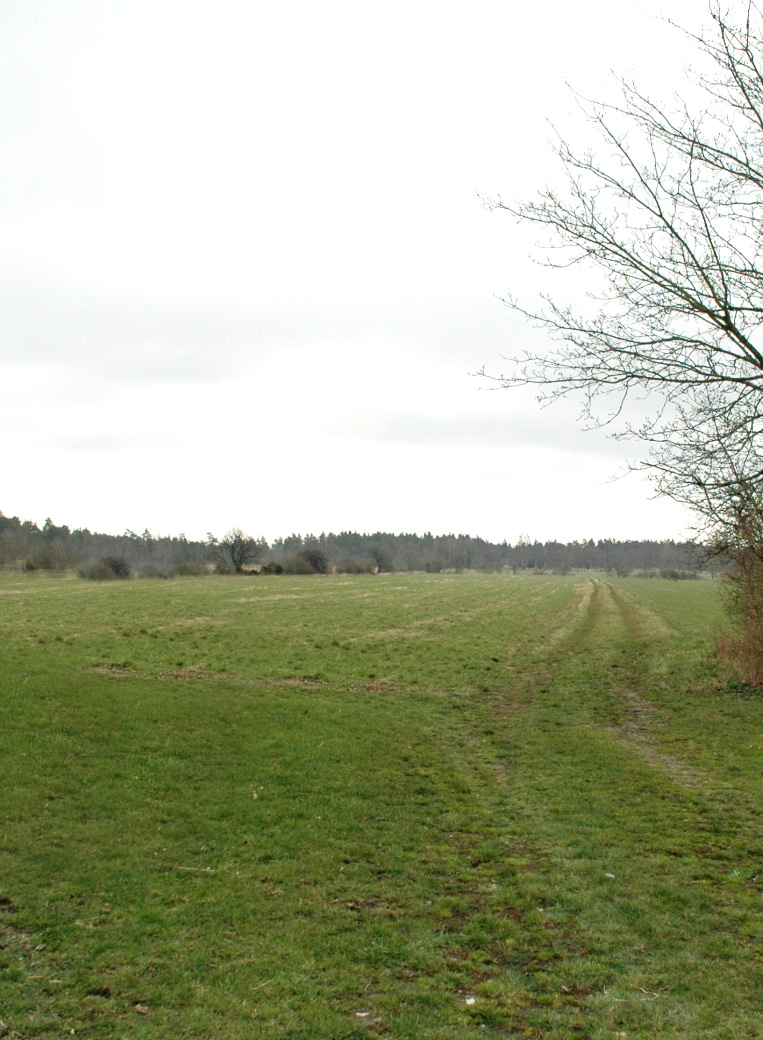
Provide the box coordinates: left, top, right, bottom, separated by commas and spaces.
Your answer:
0, 571, 761, 1039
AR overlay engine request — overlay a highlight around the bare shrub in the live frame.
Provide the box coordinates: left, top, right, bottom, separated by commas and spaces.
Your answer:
712, 504, 763, 686
79, 557, 131, 581
281, 548, 329, 575
175, 559, 209, 576
716, 569, 763, 686
140, 564, 172, 579
281, 552, 316, 575
104, 556, 131, 579
79, 560, 115, 581
259, 562, 283, 575
715, 624, 763, 687
336, 558, 374, 574
659, 568, 700, 581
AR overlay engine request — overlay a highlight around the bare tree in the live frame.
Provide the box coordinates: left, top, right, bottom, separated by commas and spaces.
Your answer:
218, 528, 267, 574
486, 3, 763, 538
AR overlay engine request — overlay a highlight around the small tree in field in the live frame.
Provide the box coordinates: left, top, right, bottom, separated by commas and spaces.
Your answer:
217, 529, 267, 574
487, 2, 763, 681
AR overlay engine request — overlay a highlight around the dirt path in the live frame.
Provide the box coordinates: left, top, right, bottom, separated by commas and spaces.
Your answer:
555, 578, 710, 790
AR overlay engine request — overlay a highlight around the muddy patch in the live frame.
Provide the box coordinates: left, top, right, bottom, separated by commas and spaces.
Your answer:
88, 663, 139, 677
155, 665, 212, 682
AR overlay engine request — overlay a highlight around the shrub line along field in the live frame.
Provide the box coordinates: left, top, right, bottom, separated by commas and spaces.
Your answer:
0, 571, 761, 1038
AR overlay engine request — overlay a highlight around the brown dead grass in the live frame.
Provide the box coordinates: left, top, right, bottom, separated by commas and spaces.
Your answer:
716, 628, 763, 686
88, 663, 139, 677
158, 665, 213, 682
275, 676, 332, 689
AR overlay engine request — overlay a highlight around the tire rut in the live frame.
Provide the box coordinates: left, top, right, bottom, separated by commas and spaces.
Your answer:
559, 579, 710, 791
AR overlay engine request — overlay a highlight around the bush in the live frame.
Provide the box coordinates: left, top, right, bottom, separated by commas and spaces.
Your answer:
716, 543, 763, 686
79, 557, 131, 581
658, 568, 700, 581
139, 564, 171, 579
31, 546, 68, 570
302, 548, 329, 574
336, 558, 374, 574
281, 553, 315, 575
104, 556, 131, 578
716, 625, 763, 687
79, 561, 115, 581
279, 550, 330, 575
259, 562, 284, 575
175, 559, 210, 576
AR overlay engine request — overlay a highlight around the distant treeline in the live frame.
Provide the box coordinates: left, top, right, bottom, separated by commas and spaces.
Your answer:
268, 531, 705, 577
0, 510, 709, 578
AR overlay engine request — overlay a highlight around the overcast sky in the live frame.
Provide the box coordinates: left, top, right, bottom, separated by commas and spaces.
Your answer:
2, 0, 706, 544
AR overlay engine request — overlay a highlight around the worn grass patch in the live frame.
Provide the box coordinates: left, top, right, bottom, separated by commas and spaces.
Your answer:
0, 571, 760, 1038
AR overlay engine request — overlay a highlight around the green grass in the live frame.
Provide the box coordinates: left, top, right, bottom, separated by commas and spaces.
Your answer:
0, 571, 761, 1038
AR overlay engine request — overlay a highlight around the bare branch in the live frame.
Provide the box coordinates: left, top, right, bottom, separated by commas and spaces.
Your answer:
485, 2, 763, 534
